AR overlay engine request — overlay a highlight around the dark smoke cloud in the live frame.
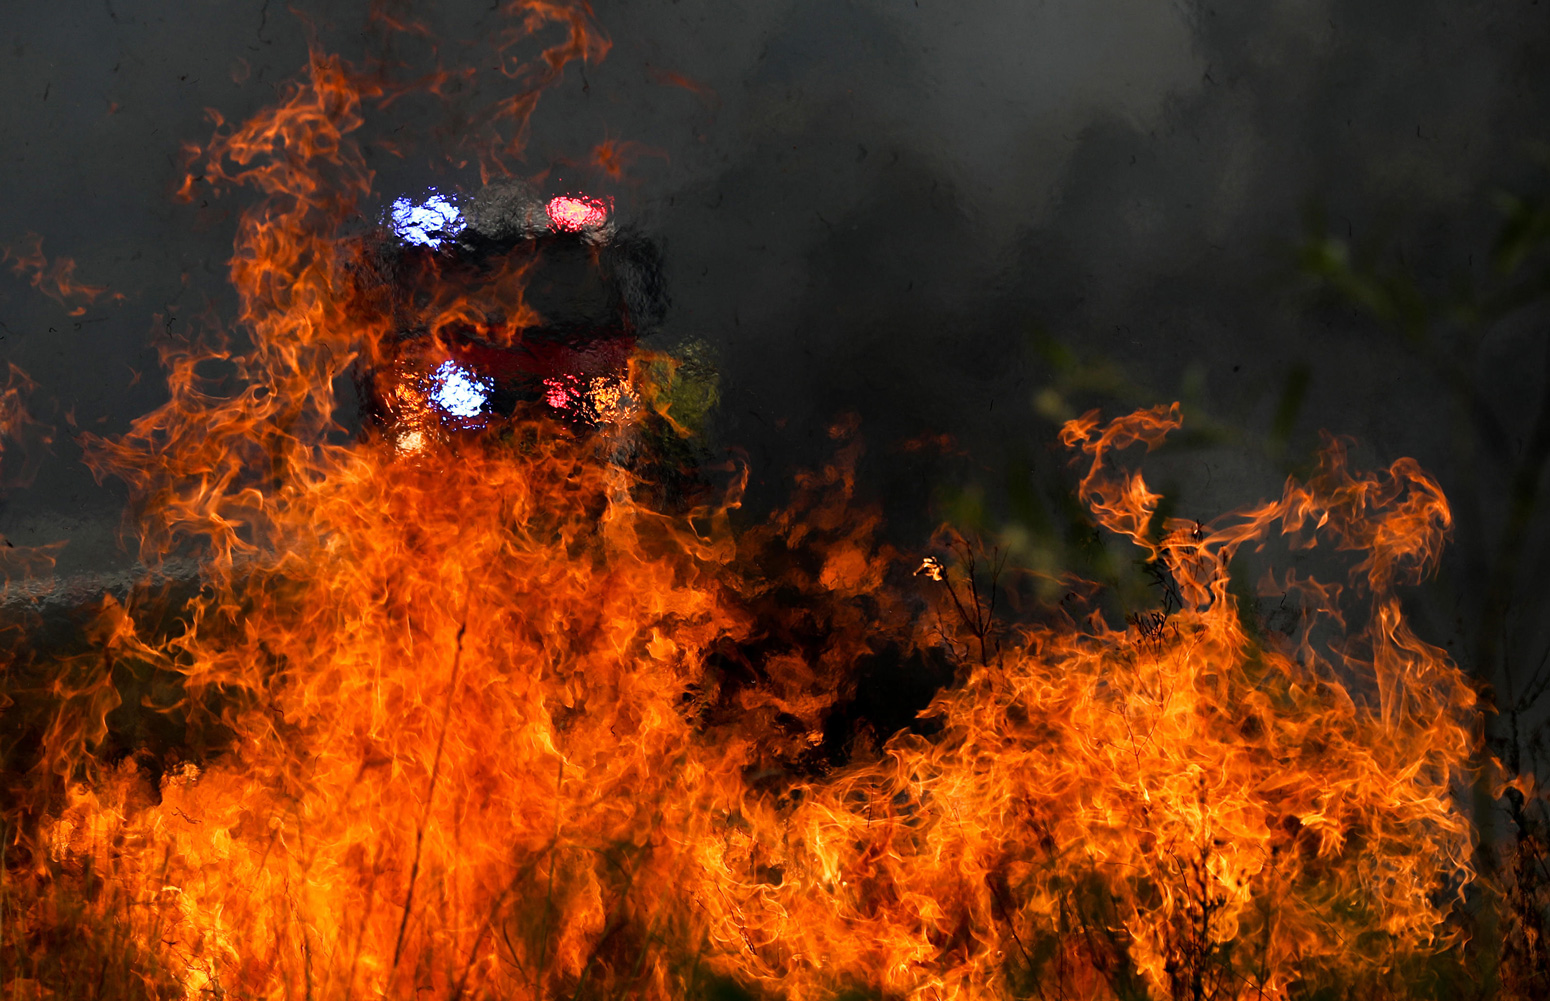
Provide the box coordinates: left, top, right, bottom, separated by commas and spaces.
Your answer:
0, 0, 1546, 640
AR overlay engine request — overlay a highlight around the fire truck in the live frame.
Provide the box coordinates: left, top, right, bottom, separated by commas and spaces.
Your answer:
357, 184, 672, 443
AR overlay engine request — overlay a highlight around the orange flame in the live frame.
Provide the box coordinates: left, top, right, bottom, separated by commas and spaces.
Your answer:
0, 364, 63, 588
3, 233, 123, 316
590, 137, 669, 181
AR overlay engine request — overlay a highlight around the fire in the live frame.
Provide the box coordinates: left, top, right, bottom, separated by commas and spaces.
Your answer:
2, 232, 122, 316
0, 7, 1518, 1001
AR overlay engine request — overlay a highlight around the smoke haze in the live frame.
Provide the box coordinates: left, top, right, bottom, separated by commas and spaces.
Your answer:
1, 0, 1546, 658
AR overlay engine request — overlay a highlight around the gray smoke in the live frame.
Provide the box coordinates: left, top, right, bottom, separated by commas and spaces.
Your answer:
1, 1, 1546, 667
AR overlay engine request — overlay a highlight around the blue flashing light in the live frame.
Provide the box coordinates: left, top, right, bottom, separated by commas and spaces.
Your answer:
428, 360, 492, 419
391, 192, 464, 249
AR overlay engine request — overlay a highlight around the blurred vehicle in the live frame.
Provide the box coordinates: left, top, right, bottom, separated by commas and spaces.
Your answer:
355, 183, 671, 451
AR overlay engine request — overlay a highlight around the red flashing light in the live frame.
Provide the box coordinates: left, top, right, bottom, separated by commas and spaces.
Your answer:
546, 194, 610, 232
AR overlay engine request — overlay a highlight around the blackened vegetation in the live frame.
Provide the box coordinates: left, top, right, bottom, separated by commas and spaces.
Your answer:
1143, 545, 1187, 615
691, 528, 955, 786
931, 537, 1006, 669
1127, 607, 1175, 647
1495, 783, 1550, 999
1122, 549, 1185, 652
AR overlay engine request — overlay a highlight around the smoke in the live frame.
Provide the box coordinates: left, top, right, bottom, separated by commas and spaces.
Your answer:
0, 0, 1546, 589
577, 0, 1547, 538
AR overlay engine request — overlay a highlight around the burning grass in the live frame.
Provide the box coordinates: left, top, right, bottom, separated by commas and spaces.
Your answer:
1, 5, 1546, 999
0, 400, 1516, 999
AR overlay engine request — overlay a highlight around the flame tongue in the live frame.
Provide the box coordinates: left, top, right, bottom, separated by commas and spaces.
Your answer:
44, 397, 1482, 1000
23, 10, 1488, 1001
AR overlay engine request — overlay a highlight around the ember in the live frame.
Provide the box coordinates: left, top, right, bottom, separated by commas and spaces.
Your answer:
0, 5, 1536, 1001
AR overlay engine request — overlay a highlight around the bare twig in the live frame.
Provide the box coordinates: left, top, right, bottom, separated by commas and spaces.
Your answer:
929, 537, 1005, 669
390, 595, 471, 974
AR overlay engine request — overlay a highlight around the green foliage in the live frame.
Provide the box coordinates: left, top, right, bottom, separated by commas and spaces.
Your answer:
643, 338, 721, 439
1492, 191, 1550, 280
949, 328, 1294, 624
